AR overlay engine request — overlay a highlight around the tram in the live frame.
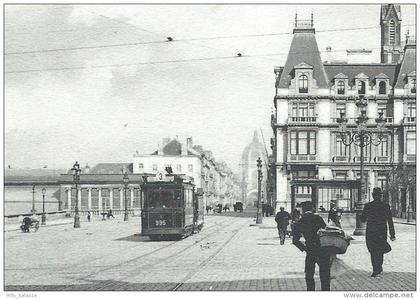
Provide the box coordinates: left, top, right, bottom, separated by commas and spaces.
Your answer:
140, 172, 204, 240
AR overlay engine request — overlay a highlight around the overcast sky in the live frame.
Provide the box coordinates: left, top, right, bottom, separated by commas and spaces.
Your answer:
5, 4, 416, 171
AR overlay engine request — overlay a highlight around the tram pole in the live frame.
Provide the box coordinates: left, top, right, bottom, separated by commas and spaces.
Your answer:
256, 157, 263, 224
123, 172, 129, 221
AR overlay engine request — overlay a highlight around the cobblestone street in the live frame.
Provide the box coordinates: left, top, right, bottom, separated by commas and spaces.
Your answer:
4, 212, 415, 291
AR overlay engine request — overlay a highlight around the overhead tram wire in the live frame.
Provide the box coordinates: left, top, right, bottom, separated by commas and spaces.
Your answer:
6, 24, 412, 56
5, 47, 384, 75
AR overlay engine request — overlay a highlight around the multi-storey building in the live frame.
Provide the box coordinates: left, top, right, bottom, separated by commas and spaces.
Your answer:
133, 137, 239, 207
271, 5, 416, 218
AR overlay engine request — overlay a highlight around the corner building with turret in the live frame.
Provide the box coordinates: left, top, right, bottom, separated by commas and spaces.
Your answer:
271, 5, 416, 219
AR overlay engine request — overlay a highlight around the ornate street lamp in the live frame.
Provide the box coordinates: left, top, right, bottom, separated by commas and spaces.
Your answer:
31, 184, 36, 213
256, 157, 263, 224
41, 188, 47, 225
337, 96, 387, 235
71, 161, 81, 228
123, 172, 129, 221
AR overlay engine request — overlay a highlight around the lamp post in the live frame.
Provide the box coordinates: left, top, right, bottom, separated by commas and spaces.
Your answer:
256, 157, 263, 224
71, 161, 81, 228
31, 184, 36, 213
41, 188, 46, 225
123, 172, 129, 221
337, 96, 387, 235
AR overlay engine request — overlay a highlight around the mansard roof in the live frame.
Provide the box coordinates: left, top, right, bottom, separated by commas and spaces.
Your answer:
277, 30, 329, 88
395, 43, 416, 88
323, 64, 398, 86
89, 163, 133, 174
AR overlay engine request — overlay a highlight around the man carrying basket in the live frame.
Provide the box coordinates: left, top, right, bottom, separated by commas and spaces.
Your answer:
292, 201, 332, 291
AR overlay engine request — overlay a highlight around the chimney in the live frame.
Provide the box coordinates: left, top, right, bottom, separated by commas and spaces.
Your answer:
325, 46, 333, 63
186, 137, 193, 148
181, 138, 188, 156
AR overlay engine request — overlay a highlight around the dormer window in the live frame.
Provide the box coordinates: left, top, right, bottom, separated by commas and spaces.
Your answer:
357, 81, 366, 95
411, 78, 416, 94
298, 75, 308, 93
337, 81, 345, 95
378, 81, 387, 95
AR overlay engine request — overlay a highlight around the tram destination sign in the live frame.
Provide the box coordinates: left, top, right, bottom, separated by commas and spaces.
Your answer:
147, 172, 175, 183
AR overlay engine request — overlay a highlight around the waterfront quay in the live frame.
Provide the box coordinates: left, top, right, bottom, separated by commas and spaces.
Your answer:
4, 212, 415, 291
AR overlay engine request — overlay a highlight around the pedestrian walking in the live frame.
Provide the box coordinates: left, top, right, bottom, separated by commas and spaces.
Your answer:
107, 209, 115, 219
290, 207, 301, 235
275, 207, 291, 245
328, 203, 341, 228
292, 201, 333, 291
87, 211, 91, 222
360, 187, 396, 277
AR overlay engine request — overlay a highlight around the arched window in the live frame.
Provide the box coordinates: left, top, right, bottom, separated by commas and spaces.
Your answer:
379, 81, 387, 95
337, 81, 345, 95
298, 75, 308, 93
389, 20, 395, 45
357, 81, 366, 95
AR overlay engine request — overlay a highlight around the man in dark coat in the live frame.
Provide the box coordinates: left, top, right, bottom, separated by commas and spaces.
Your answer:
275, 207, 291, 245
293, 201, 332, 291
361, 187, 396, 277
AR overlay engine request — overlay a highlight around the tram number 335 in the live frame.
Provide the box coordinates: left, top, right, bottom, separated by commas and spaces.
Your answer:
155, 220, 166, 226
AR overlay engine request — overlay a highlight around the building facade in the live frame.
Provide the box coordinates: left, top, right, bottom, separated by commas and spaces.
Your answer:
133, 137, 239, 208
271, 5, 416, 218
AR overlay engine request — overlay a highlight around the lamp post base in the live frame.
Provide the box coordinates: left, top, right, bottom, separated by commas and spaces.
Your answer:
353, 202, 366, 236
74, 214, 80, 228
124, 212, 129, 221
256, 211, 263, 224
41, 214, 46, 225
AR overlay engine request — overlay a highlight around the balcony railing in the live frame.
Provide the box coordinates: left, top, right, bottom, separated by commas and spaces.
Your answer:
332, 156, 389, 163
404, 116, 416, 123
288, 116, 317, 123
289, 155, 317, 161
406, 154, 416, 162
375, 157, 389, 163
333, 156, 348, 162
353, 157, 369, 162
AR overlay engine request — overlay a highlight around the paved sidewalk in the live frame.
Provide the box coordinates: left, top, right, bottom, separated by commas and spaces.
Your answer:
4, 214, 415, 291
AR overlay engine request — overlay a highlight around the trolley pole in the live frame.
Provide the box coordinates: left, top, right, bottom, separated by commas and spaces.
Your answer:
256, 157, 263, 224
123, 172, 129, 221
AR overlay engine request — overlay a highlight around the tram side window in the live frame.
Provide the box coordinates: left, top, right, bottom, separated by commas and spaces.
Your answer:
184, 189, 192, 207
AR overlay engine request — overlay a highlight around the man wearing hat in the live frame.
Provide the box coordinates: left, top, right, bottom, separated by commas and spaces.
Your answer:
361, 187, 396, 277
275, 207, 291, 245
292, 201, 332, 291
